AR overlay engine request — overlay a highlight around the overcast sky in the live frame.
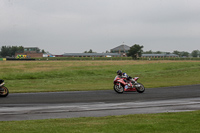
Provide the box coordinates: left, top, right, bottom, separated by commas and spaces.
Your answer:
0, 0, 200, 54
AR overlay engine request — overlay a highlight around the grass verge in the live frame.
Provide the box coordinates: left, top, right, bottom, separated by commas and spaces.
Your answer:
0, 111, 200, 133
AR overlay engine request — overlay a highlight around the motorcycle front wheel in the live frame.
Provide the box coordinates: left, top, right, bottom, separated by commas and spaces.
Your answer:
113, 84, 124, 94
136, 83, 145, 93
0, 86, 9, 97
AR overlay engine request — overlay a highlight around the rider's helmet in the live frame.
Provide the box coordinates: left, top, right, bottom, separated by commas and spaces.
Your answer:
117, 70, 122, 76
122, 73, 128, 78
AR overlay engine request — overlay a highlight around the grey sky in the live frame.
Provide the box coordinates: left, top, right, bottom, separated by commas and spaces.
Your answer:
0, 0, 200, 54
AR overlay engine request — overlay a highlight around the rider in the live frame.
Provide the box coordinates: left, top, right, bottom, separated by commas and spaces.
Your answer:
116, 70, 135, 83
116, 70, 123, 78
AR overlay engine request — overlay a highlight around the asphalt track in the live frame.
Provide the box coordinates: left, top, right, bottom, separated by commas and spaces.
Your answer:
0, 84, 200, 121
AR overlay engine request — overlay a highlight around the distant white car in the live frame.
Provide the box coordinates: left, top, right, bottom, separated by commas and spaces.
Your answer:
106, 55, 112, 57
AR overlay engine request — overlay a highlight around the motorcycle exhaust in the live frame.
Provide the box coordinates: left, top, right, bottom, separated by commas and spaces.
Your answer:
135, 84, 141, 88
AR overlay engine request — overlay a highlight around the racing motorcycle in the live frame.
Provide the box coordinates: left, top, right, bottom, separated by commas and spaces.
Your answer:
113, 76, 145, 94
0, 79, 9, 97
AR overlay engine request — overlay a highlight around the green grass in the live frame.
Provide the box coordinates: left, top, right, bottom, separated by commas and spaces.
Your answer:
0, 60, 200, 93
0, 111, 200, 133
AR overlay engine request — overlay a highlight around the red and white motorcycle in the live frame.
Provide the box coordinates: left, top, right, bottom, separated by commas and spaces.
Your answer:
0, 79, 9, 97
113, 76, 145, 94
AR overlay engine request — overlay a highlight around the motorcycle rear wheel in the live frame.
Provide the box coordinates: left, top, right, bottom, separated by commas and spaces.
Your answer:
136, 83, 145, 93
0, 86, 9, 97
113, 84, 124, 94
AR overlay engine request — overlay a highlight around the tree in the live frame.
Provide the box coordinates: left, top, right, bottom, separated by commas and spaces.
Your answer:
191, 50, 200, 57
41, 49, 46, 53
155, 51, 162, 54
127, 44, 144, 59
181, 51, 189, 57
173, 50, 181, 56
0, 46, 10, 57
143, 50, 153, 54
84, 49, 96, 53
18, 46, 24, 53
11, 46, 19, 56
173, 50, 189, 57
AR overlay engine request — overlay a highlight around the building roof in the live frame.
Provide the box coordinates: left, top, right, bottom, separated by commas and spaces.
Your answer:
43, 52, 53, 56
110, 44, 130, 51
24, 47, 40, 49
62, 53, 120, 56
142, 54, 179, 57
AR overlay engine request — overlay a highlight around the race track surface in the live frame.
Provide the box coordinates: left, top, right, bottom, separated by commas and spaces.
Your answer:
0, 84, 200, 121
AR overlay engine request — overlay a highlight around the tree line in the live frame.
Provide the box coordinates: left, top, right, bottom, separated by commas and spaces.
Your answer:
0, 45, 199, 58
128, 44, 200, 59
0, 46, 24, 58
142, 49, 200, 57
0, 46, 46, 58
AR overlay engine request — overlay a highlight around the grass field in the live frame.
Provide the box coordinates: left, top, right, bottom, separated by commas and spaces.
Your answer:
1, 60, 200, 132
0, 111, 200, 133
0, 60, 200, 93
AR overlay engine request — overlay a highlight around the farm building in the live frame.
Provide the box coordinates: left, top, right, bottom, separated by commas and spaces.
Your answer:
141, 53, 179, 58
110, 44, 130, 57
62, 53, 120, 57
15, 47, 43, 58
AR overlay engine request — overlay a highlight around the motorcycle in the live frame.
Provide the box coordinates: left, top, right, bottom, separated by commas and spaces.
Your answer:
0, 79, 9, 97
113, 76, 145, 94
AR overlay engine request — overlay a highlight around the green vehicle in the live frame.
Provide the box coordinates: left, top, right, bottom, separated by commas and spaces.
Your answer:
17, 55, 27, 59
